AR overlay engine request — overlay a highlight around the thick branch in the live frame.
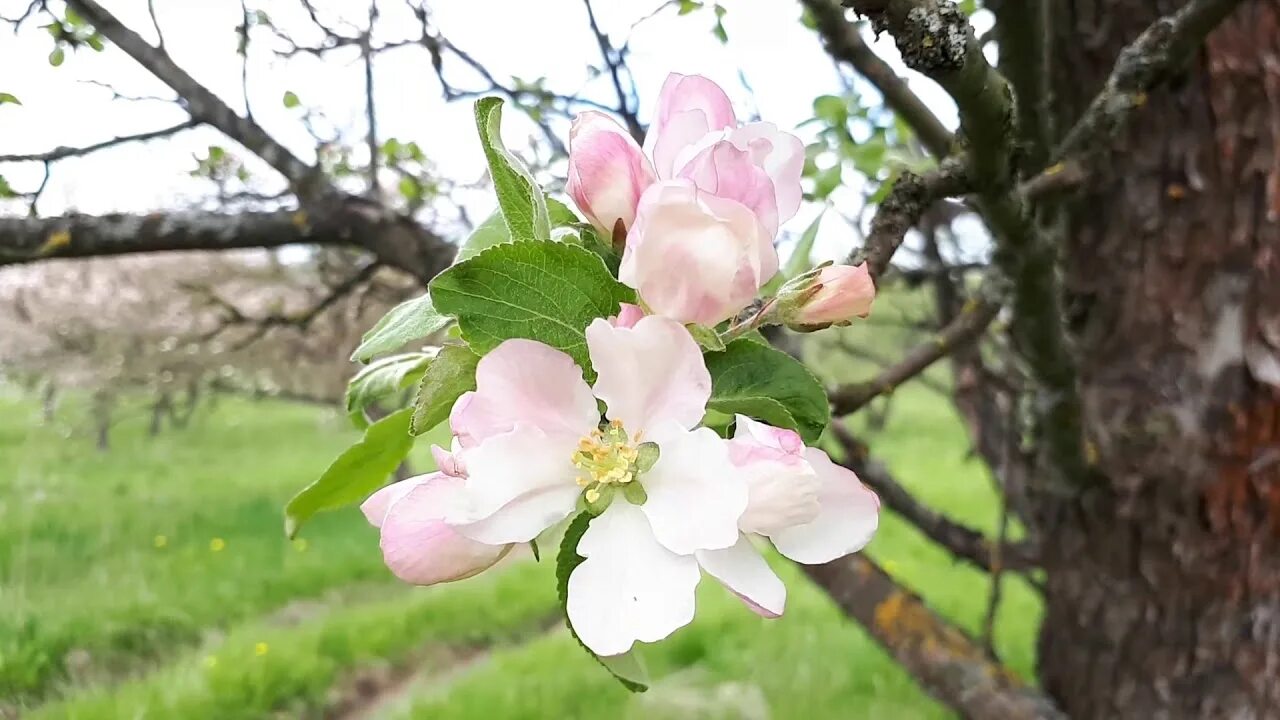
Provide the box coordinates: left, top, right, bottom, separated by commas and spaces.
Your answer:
831, 425, 1038, 572
801, 0, 953, 157
993, 0, 1052, 172
829, 291, 1000, 414
852, 157, 970, 278
802, 556, 1063, 719
1, 210, 352, 265
0, 120, 198, 163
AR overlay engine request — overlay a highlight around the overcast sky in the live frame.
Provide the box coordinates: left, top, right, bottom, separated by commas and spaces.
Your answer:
0, 0, 983, 263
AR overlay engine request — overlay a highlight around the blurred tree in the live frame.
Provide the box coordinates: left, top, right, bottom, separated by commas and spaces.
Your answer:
1, 0, 1275, 717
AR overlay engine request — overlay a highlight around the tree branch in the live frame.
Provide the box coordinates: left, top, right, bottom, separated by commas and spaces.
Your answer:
0, 120, 199, 163
801, 0, 953, 157
829, 290, 1001, 414
852, 157, 970, 278
802, 555, 1063, 719
830, 425, 1039, 573
1, 210, 352, 265
993, 0, 1052, 172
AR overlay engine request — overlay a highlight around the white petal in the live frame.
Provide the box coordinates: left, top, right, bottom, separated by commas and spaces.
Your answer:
361, 476, 427, 528
696, 534, 786, 618
449, 339, 599, 448
567, 501, 701, 656
586, 315, 710, 433
770, 448, 881, 564
447, 424, 579, 544
640, 424, 747, 555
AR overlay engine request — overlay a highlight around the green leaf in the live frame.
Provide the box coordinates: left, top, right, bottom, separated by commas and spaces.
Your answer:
398, 175, 423, 203
456, 199, 578, 264
813, 95, 848, 127
282, 90, 301, 108
677, 0, 702, 14
48, 47, 65, 67
474, 97, 550, 242
284, 408, 414, 538
64, 7, 85, 26
430, 240, 633, 373
556, 512, 650, 692
345, 352, 432, 420
686, 324, 725, 352
0, 175, 14, 199
762, 211, 824, 296
351, 293, 452, 362
0, 93, 20, 106
704, 339, 830, 443
410, 345, 480, 435
812, 164, 842, 199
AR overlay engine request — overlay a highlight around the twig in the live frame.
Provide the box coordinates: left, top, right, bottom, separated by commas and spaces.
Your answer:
0, 120, 199, 163
582, 0, 643, 140
852, 157, 971, 279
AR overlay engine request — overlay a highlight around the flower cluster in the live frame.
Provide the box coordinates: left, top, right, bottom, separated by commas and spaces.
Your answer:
360, 74, 881, 660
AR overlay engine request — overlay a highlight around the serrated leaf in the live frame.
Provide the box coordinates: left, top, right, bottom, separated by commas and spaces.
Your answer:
351, 293, 452, 362
704, 339, 830, 443
284, 408, 414, 538
410, 345, 480, 435
556, 512, 650, 692
345, 352, 432, 422
430, 241, 633, 374
0, 93, 20, 106
686, 323, 725, 351
457, 198, 578, 263
474, 97, 550, 242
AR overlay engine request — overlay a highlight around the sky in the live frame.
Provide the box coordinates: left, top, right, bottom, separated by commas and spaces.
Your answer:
0, 0, 984, 264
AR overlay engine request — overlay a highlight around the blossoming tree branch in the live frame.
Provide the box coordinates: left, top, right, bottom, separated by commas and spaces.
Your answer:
286, 75, 883, 684
1, 0, 1269, 717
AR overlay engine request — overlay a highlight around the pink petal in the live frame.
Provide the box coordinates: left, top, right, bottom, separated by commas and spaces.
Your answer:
620, 180, 778, 326
448, 339, 599, 448
791, 263, 877, 327
567, 111, 656, 238
586, 315, 710, 433
645, 73, 736, 179
729, 417, 821, 536
727, 122, 805, 224
376, 473, 511, 586
609, 302, 646, 329
677, 140, 780, 238
770, 448, 880, 564
430, 441, 466, 478
696, 534, 786, 618
361, 477, 426, 528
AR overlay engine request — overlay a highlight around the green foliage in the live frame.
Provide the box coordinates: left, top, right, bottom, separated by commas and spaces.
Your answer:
0, 174, 15, 198
350, 293, 452, 362
430, 240, 634, 374
344, 352, 432, 424
457, 198, 580, 263
284, 409, 414, 539
48, 47, 64, 66
555, 512, 650, 693
281, 90, 300, 108
686, 324, 726, 352
704, 339, 830, 443
473, 97, 550, 242
0, 92, 20, 105
410, 345, 480, 436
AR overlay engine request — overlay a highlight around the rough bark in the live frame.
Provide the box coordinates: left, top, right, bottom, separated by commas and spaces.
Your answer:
1035, 1, 1280, 717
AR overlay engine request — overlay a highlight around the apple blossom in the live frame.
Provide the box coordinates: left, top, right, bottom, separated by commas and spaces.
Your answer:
778, 262, 877, 331
566, 111, 655, 242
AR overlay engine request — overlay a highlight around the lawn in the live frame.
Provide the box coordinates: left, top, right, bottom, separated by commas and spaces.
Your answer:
0, 323, 1041, 719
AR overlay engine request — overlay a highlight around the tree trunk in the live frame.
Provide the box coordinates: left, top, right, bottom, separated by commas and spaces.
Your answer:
1034, 1, 1280, 716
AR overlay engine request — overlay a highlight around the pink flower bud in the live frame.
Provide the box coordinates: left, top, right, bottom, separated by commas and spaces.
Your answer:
566, 111, 655, 242
783, 263, 876, 330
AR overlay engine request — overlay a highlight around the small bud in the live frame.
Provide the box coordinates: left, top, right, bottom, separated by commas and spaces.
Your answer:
776, 262, 875, 332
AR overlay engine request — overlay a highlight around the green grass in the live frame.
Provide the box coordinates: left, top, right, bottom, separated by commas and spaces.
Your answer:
1, 322, 1043, 719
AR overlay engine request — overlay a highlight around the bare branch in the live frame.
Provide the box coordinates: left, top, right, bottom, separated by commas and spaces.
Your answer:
830, 291, 1001, 414
852, 157, 970, 278
801, 0, 953, 157
802, 554, 1063, 719
146, 0, 164, 49
363, 0, 380, 195
993, 0, 1052, 172
0, 120, 199, 163
582, 0, 643, 140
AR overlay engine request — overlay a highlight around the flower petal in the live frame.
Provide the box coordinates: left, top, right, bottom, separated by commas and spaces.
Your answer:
449, 339, 599, 448
361, 477, 426, 528
727, 122, 805, 223
645, 73, 736, 179
677, 139, 779, 238
567, 500, 701, 656
377, 473, 512, 586
770, 448, 881, 564
640, 424, 747, 555
730, 416, 821, 536
586, 315, 710, 433
447, 423, 580, 544
620, 180, 777, 326
788, 263, 877, 328
567, 111, 656, 237
696, 534, 786, 618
